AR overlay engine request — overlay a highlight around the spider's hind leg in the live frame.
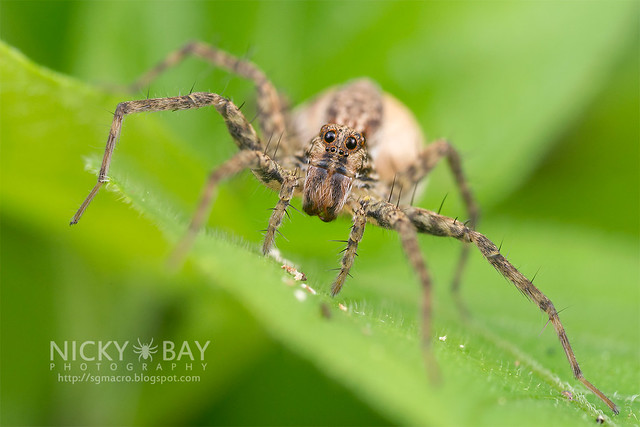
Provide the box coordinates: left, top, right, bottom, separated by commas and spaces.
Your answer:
397, 139, 479, 309
363, 199, 440, 382
129, 41, 291, 157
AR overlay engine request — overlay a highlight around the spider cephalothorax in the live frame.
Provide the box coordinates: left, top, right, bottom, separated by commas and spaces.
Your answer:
70, 42, 618, 414
303, 124, 367, 222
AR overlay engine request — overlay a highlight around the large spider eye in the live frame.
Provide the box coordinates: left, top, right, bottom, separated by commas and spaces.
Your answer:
345, 136, 357, 150
324, 130, 336, 143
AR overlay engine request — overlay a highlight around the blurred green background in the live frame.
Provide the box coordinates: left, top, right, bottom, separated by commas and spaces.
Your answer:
1, 1, 638, 426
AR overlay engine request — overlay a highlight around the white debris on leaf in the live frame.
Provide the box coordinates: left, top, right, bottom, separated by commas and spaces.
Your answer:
459, 344, 465, 349
281, 264, 308, 282
301, 284, 316, 295
439, 335, 447, 342
294, 289, 307, 302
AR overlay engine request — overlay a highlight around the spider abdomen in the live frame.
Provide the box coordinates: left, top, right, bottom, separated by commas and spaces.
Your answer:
292, 79, 425, 184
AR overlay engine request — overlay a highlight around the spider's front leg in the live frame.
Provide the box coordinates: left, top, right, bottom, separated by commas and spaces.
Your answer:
362, 200, 435, 347
166, 102, 297, 264
396, 139, 480, 300
70, 92, 262, 226
401, 205, 619, 414
330, 199, 367, 296
335, 198, 440, 379
262, 173, 299, 256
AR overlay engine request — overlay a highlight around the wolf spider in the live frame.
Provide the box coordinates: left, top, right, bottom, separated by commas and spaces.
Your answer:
70, 42, 618, 414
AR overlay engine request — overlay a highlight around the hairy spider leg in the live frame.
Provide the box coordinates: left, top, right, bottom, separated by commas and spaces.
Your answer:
330, 200, 367, 296
70, 92, 258, 225
129, 41, 291, 157
262, 174, 299, 255
377, 203, 619, 415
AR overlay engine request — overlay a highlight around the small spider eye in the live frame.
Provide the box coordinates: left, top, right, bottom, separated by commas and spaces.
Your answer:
345, 136, 357, 150
324, 130, 336, 143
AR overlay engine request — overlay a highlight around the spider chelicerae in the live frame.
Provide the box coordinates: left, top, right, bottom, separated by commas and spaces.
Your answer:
70, 42, 617, 414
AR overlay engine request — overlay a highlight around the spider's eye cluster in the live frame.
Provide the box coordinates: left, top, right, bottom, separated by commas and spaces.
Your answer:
319, 126, 363, 155
324, 130, 336, 143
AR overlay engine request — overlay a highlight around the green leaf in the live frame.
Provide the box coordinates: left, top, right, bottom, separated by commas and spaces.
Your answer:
99, 162, 640, 426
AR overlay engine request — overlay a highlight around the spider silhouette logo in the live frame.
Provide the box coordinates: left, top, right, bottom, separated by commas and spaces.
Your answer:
132, 338, 158, 361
